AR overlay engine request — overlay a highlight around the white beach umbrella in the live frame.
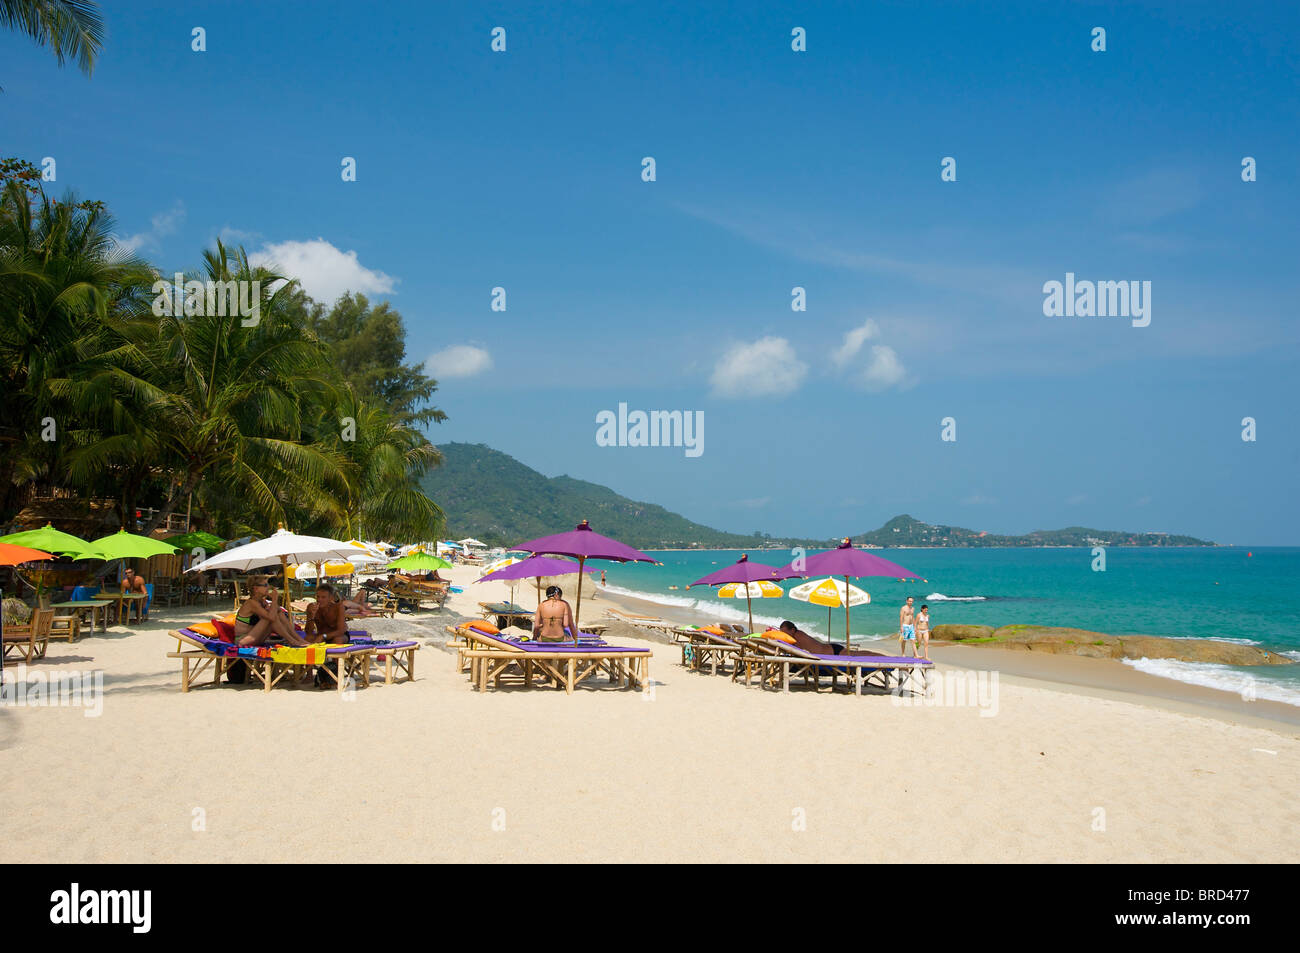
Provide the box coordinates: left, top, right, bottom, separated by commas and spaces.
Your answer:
479, 556, 524, 604
458, 537, 486, 548
187, 528, 360, 607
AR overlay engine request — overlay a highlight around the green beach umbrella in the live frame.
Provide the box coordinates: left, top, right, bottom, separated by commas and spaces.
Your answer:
0, 524, 101, 559
164, 530, 225, 552
388, 552, 453, 572
90, 529, 179, 560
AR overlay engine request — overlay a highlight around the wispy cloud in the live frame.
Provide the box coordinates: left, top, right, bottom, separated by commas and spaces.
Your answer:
1096, 168, 1203, 227
426, 344, 493, 379
831, 320, 908, 391
674, 202, 1036, 306
962, 493, 998, 505
115, 201, 185, 254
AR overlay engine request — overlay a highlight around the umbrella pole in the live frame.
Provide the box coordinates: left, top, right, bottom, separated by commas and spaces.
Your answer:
573, 556, 585, 639
844, 575, 851, 650
747, 592, 754, 633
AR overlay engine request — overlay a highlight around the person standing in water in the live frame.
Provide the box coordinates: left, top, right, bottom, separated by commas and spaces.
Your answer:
898, 596, 916, 657
533, 585, 578, 643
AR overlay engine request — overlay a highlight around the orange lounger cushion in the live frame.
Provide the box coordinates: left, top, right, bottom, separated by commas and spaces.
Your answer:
463, 619, 501, 635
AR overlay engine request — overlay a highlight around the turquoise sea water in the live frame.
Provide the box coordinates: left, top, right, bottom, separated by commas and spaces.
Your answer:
601, 547, 1300, 705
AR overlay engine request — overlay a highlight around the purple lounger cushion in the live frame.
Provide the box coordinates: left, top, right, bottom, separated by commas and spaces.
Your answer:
808, 653, 932, 665
349, 638, 418, 649
515, 641, 649, 654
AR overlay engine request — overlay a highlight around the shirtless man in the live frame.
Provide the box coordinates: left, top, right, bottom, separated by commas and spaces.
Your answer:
778, 620, 847, 656
899, 596, 916, 657
305, 583, 350, 644
533, 585, 577, 643
121, 568, 149, 620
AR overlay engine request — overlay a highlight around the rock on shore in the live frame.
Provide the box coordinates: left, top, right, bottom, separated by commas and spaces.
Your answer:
930, 624, 1293, 666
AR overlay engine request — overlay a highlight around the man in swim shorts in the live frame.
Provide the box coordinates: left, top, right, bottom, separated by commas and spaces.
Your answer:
899, 596, 916, 657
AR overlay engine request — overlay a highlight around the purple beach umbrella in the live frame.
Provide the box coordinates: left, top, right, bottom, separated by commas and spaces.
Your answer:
476, 554, 596, 613
778, 538, 921, 648
687, 553, 798, 633
514, 520, 654, 629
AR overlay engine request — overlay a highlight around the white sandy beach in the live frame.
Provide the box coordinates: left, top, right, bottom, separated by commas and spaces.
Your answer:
2, 565, 1297, 863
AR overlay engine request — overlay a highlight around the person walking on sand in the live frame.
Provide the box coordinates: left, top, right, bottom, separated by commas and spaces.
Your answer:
533, 585, 578, 643
899, 596, 916, 657
915, 603, 931, 660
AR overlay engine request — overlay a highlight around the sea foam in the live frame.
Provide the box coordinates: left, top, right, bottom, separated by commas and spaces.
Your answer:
925, 592, 987, 602
1122, 657, 1300, 707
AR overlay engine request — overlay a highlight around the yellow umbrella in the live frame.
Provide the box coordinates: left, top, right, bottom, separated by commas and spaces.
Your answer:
788, 577, 870, 647
287, 560, 357, 580
715, 580, 784, 632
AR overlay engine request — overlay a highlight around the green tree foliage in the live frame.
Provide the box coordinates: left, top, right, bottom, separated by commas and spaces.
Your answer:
0, 165, 448, 542
1, 0, 105, 80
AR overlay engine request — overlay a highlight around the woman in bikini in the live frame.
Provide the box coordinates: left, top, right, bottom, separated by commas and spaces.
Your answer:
915, 604, 931, 661
234, 575, 307, 647
532, 585, 577, 643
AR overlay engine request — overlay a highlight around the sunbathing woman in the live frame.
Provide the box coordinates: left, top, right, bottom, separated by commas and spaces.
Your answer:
234, 575, 307, 647
533, 585, 577, 643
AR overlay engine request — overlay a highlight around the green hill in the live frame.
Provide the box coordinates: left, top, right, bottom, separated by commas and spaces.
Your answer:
418, 443, 774, 549
418, 444, 1214, 549
855, 514, 1212, 548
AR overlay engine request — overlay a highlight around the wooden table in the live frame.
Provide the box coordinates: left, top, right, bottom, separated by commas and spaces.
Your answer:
50, 599, 113, 633
100, 591, 148, 625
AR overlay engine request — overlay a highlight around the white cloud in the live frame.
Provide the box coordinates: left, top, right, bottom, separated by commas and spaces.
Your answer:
962, 493, 997, 505
116, 201, 185, 253
425, 344, 493, 379
710, 337, 807, 398
832, 319, 880, 367
858, 345, 906, 391
218, 226, 261, 245
248, 238, 396, 304
831, 320, 908, 391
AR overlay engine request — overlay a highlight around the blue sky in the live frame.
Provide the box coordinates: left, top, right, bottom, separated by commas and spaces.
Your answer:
4, 1, 1298, 544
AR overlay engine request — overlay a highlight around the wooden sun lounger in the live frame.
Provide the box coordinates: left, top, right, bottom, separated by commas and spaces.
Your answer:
447, 625, 607, 673
446, 625, 649, 694
165, 629, 376, 693
740, 635, 933, 696
349, 638, 420, 685
672, 627, 746, 677
391, 581, 449, 610
605, 608, 676, 634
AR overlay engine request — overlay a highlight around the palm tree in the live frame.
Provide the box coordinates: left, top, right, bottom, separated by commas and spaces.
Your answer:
1, 0, 104, 78
316, 391, 445, 541
0, 178, 154, 520
130, 241, 345, 534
